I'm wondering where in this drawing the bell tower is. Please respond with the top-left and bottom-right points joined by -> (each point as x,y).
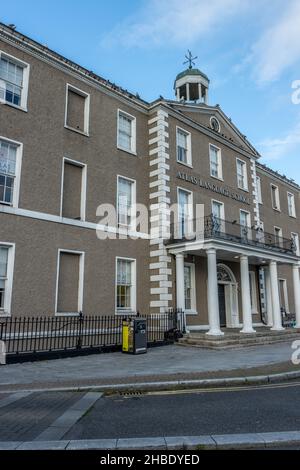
174,50 -> 209,104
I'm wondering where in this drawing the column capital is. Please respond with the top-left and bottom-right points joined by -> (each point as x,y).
175,253 -> 185,260
206,248 -> 217,256
269,260 -> 277,266
239,255 -> 248,261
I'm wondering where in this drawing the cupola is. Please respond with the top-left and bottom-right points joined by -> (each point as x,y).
174,51 -> 209,104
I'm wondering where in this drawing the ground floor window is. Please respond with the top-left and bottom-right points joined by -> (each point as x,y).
0,244 -> 14,315
56,250 -> 84,315
184,263 -> 196,313
278,279 -> 290,314
116,258 -> 136,314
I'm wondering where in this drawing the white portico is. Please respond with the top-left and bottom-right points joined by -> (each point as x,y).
167,233 -> 300,336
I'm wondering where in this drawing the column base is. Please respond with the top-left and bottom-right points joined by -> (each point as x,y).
271,326 -> 285,331
206,329 -> 224,337
240,327 -> 256,334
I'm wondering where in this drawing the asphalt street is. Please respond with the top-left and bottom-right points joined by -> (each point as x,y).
65,381 -> 300,439
1,382 -> 300,442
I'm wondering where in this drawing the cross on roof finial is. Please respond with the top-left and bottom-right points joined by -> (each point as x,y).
184,50 -> 197,69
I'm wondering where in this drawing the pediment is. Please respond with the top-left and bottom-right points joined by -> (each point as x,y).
170,103 -> 259,157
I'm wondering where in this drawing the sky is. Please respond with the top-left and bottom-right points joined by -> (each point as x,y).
1,0 -> 300,183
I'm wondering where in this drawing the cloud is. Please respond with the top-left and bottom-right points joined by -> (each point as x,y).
258,118 -> 300,161
247,0 -> 300,83
100,0 -> 246,48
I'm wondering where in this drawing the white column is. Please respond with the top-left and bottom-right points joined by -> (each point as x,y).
198,83 -> 202,102
204,87 -> 209,105
293,265 -> 300,328
176,253 -> 186,331
186,83 -> 190,102
240,255 -> 256,333
270,261 -> 284,331
206,249 -> 224,336
176,87 -> 180,101
265,267 -> 273,327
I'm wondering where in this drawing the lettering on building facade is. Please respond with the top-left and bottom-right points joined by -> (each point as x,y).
176,171 -> 251,205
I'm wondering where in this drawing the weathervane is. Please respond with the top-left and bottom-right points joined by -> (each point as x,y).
184,50 -> 197,69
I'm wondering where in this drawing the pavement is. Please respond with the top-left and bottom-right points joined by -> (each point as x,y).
0,342 -> 299,393
1,342 -> 300,450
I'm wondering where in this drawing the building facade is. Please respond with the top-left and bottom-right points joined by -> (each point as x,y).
0,23 -> 300,335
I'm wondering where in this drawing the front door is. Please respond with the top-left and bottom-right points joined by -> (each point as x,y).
218,284 -> 226,327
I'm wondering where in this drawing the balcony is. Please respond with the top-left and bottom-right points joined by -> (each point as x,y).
165,215 -> 297,255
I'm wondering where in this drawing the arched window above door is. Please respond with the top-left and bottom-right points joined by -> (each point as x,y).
217,264 -> 236,283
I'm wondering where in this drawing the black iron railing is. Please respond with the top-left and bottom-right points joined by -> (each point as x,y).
0,311 -> 179,363
165,215 -> 296,255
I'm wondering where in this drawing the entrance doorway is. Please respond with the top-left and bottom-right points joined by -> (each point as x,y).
218,284 -> 226,327
217,264 -> 239,328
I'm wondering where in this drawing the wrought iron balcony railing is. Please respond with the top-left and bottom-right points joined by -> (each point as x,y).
165,215 -> 297,255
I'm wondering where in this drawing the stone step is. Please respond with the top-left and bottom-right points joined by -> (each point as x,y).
183,333 -> 300,344
178,330 -> 300,350
186,329 -> 299,341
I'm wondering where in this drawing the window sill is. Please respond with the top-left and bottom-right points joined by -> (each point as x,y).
1,100 -> 28,113
210,174 -> 224,182
272,207 -> 281,212
185,310 -> 198,316
64,125 -> 89,137
117,145 -> 137,157
237,186 -> 249,193
177,160 -> 193,169
115,310 -> 137,316
55,312 -> 80,317
289,215 -> 297,219
0,312 -> 11,318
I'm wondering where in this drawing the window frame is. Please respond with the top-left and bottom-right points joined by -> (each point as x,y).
287,191 -> 296,218
117,175 -> 136,231
236,158 -> 248,191
177,186 -> 194,237
0,136 -> 23,209
274,226 -> 283,247
239,209 -> 252,240
209,144 -> 223,180
60,157 -> 87,222
176,126 -> 192,167
271,183 -> 281,211
64,83 -> 90,136
257,220 -> 265,244
291,232 -> 300,256
0,50 -> 30,111
211,199 -> 225,234
0,242 -> 15,318
55,249 -> 85,317
278,278 -> 290,314
184,262 -> 197,315
117,109 -> 137,155
115,257 -> 136,315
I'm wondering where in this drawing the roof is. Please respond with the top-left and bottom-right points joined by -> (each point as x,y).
0,22 -> 149,108
256,162 -> 300,191
175,67 -> 210,83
